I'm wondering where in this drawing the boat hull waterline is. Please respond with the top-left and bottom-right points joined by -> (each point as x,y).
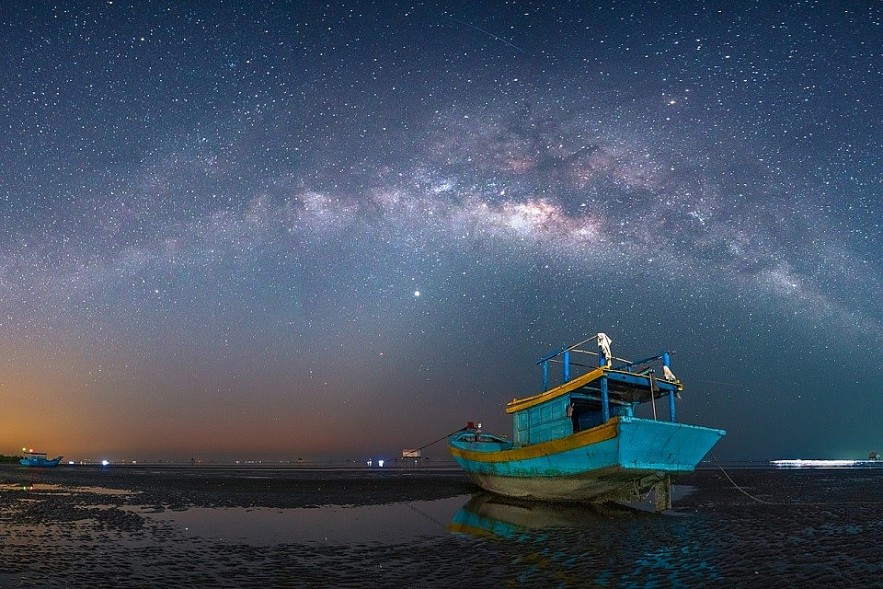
450,416 -> 724,503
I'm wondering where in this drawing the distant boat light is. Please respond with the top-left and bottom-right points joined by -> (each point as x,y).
101,460 -> 110,466
378,459 -> 385,468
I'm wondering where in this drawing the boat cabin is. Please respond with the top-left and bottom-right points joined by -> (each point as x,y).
505,334 -> 683,446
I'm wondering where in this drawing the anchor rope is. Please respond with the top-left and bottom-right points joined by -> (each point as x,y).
710,451 -> 772,504
412,427 -> 468,452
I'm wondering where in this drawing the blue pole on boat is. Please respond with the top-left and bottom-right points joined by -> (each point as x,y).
542,360 -> 549,390
600,376 -> 610,422
662,352 -> 676,422
563,350 -> 570,382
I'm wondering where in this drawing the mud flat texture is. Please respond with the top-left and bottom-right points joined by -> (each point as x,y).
1,465 -> 882,588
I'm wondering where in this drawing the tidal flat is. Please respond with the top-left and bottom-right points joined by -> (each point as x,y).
1,464 -> 882,588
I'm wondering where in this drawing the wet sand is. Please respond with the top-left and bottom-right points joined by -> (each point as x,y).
1,465 -> 882,588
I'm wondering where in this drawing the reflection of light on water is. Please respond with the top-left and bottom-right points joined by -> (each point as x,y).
0,483 -> 137,496
134,495 -> 470,546
770,459 -> 883,468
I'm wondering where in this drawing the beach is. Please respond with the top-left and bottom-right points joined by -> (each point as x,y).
1,464 -> 882,588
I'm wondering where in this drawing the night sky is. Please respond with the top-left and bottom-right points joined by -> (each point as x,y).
1,1 -> 880,463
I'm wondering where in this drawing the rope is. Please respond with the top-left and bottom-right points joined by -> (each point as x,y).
649,373 -> 658,420
710,451 -> 772,504
405,502 -> 449,531
564,334 -> 601,352
708,453 -> 883,507
412,427 -> 467,452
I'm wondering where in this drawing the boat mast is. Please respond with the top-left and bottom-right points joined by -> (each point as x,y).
598,336 -> 610,423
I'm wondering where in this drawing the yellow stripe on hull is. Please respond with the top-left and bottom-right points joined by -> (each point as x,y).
449,417 -> 619,463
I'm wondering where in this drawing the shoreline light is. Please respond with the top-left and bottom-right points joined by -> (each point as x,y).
770,459 -> 878,468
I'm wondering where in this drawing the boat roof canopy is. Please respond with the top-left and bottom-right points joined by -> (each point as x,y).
506,335 -> 683,414
508,367 -> 680,413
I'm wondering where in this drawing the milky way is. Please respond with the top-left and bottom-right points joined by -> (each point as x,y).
1,1 -> 880,461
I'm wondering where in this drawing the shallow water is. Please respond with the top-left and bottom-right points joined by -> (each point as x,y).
1,467 -> 882,588
131,495 -> 469,545
0,482 -> 137,495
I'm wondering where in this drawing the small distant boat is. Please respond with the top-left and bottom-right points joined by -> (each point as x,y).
20,452 -> 63,467
448,332 -> 725,510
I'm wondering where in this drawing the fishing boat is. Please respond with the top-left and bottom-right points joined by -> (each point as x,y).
20,452 -> 63,467
448,333 -> 725,510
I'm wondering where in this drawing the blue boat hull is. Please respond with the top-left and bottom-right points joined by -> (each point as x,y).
449,416 -> 724,503
20,456 -> 63,467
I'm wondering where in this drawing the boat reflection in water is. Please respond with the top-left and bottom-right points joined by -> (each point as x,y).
449,492 -> 649,540
449,491 -> 721,586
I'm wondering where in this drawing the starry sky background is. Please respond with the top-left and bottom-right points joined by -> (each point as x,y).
1,1 -> 880,463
